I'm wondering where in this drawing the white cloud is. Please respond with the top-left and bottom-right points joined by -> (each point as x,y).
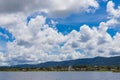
0,52 -> 8,66
0,1 -> 120,66
99,1 -> 120,31
0,0 -> 99,18
0,13 -> 26,26
0,14 -> 17,26
107,1 -> 120,19
0,13 -> 119,66
0,14 -> 84,65
0,0 -> 99,26
45,0 -> 99,17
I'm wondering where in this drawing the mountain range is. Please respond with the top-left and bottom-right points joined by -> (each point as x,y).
10,56 -> 120,68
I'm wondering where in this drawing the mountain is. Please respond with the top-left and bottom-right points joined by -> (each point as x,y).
11,56 -> 120,68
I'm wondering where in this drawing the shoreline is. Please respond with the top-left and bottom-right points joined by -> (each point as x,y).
0,65 -> 120,72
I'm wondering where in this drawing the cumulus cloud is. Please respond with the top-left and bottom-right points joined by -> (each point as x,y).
0,1 -> 120,66
0,14 -> 17,26
106,1 -> 120,26
0,14 -> 84,66
0,0 -> 99,18
0,13 -> 26,26
107,1 -> 120,19
0,13 -> 120,66
97,1 -> 120,31
0,52 -> 7,66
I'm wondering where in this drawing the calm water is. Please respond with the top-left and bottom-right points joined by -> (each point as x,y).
0,71 -> 120,80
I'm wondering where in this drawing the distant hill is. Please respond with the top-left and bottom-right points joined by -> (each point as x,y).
11,56 -> 120,68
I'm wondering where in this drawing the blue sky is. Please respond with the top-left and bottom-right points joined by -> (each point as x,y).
25,0 -> 120,36
0,0 -> 120,66
49,0 -> 120,36
0,0 -> 119,38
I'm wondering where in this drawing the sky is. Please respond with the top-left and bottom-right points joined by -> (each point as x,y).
0,0 -> 120,66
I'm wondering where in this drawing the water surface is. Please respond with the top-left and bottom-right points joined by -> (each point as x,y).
0,71 -> 120,80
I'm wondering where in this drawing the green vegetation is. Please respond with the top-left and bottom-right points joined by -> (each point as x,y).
0,65 -> 120,72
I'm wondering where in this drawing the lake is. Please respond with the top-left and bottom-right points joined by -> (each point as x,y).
0,71 -> 120,80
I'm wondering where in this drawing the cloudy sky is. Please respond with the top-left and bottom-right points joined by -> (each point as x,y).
0,0 -> 120,66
